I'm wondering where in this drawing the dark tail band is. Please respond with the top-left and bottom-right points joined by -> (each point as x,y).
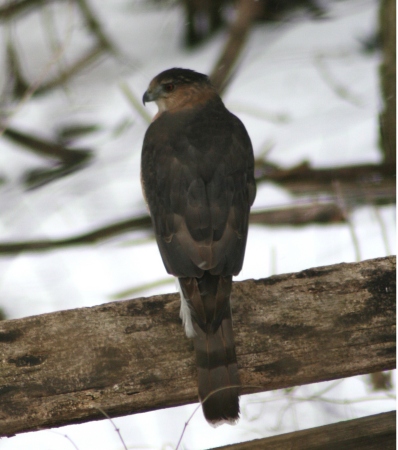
179,273 -> 240,425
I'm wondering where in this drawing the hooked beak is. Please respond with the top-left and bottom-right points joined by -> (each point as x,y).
142,90 -> 155,105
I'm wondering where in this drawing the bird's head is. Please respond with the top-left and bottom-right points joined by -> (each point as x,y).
143,68 -> 217,117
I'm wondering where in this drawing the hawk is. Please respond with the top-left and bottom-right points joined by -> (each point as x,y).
141,68 -> 256,425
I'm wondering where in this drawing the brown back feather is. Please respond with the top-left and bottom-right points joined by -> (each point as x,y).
141,69 -> 256,425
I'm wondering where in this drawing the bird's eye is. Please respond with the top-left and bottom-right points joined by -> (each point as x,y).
164,83 -> 175,92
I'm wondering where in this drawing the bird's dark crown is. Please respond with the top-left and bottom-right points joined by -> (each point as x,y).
154,68 -> 210,86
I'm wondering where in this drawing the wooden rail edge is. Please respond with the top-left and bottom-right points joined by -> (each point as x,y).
0,256 -> 395,436
214,411 -> 396,450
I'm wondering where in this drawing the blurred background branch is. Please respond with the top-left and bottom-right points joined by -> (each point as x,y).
378,0 -> 396,166
0,203 -> 348,254
0,1 -> 395,447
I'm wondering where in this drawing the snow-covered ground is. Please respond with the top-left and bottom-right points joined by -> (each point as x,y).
0,0 -> 395,448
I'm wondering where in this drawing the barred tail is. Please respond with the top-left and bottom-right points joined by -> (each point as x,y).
179,273 -> 240,425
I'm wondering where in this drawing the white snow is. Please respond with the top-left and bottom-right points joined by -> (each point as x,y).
0,0 -> 395,448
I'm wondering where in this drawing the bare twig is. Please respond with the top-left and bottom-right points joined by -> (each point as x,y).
314,54 -> 364,107
36,42 -> 105,94
0,1 -> 75,136
228,102 -> 291,124
1,0 -> 121,102
333,180 -> 361,262
49,431 -> 80,450
372,206 -> 392,256
110,277 -> 174,300
175,403 -> 202,450
96,407 -> 128,450
4,41 -> 30,99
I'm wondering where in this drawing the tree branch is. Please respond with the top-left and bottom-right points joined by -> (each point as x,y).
0,256 -> 395,436
0,203 -> 346,255
0,159 -> 394,254
2,126 -> 93,189
0,0 -> 60,23
379,0 -> 396,165
256,161 -> 396,205
210,0 -> 260,94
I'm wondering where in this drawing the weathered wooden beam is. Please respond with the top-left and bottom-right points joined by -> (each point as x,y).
0,256 -> 395,436
214,411 -> 396,450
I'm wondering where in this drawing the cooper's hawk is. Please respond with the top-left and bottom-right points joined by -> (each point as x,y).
141,68 -> 256,425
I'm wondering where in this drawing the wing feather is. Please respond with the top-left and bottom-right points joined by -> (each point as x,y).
141,99 -> 256,278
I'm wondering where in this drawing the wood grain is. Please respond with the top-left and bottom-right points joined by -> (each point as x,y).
0,256 -> 395,436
